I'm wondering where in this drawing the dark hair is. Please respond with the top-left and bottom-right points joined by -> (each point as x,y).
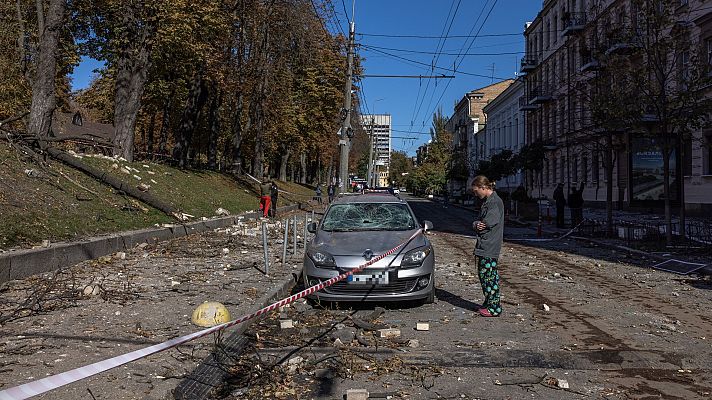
472,175 -> 495,190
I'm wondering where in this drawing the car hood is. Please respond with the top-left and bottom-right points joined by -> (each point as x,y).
312,229 -> 426,256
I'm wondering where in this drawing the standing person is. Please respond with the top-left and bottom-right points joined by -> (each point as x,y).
568,182 -> 585,227
553,183 -> 567,228
315,184 -> 323,204
327,184 -> 335,203
471,175 -> 505,317
269,181 -> 279,217
259,180 -> 272,218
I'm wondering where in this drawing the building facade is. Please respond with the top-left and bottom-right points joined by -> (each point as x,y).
521,0 -> 712,213
445,80 -> 514,199
481,79 -> 526,192
361,114 -> 392,187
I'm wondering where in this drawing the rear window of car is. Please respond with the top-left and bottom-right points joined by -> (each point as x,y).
321,203 -> 416,231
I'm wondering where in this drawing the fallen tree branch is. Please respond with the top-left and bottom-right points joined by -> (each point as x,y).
0,112 -> 29,127
56,169 -> 100,197
45,147 -> 180,218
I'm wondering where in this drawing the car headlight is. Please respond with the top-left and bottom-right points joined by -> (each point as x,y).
307,249 -> 336,268
401,246 -> 431,268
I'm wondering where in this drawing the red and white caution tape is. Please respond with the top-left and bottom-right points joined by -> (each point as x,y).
0,229 -> 423,400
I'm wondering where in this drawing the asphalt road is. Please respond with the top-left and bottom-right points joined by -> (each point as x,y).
232,194 -> 712,399
4,196 -> 710,399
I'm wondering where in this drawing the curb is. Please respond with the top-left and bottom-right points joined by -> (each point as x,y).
173,269 -> 302,399
0,204 -> 301,284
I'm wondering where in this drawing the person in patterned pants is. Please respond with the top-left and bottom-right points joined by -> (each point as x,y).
471,175 -> 504,317
477,257 -> 502,316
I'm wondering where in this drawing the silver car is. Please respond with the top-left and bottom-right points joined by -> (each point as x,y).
303,193 -> 435,303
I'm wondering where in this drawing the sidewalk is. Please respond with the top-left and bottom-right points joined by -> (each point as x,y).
426,196 -> 712,274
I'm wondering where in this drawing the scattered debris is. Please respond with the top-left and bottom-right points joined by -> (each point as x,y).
378,328 -> 401,339
345,389 -> 369,400
543,304 -> 550,312
280,319 -> 294,329
416,322 -> 430,331
215,208 -> 230,216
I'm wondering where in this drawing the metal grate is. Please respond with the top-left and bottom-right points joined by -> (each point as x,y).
325,278 -> 418,295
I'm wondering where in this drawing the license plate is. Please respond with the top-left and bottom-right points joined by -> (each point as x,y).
347,271 -> 388,284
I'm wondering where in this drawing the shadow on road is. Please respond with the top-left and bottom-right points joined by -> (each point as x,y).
435,287 -> 481,312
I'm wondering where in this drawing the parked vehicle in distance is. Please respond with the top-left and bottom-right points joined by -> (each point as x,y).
303,193 -> 435,303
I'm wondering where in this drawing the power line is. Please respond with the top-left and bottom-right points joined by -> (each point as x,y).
408,0 -> 459,130
340,0 -> 350,23
360,48 -> 509,83
417,0 -> 493,128
423,0 -> 501,127
357,32 -> 522,39
360,43 -> 524,56
360,74 -> 455,78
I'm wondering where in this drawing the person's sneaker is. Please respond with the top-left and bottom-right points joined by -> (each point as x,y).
478,308 -> 498,317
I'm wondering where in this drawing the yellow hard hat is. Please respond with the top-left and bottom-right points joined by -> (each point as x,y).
191,301 -> 231,327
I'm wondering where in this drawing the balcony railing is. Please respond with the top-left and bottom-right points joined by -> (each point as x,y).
519,96 -> 538,111
579,50 -> 600,73
520,56 -> 538,73
562,12 -> 586,36
529,85 -> 553,104
604,28 -> 642,55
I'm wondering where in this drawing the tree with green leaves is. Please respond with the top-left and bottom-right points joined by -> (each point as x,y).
587,0 -> 712,243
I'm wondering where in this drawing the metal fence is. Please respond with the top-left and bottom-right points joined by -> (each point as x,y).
575,217 -> 712,253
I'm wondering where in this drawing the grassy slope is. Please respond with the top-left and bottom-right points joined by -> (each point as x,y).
0,142 -> 315,250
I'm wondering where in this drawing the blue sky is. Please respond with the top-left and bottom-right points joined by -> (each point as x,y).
350,0 -> 541,155
70,0 -> 542,156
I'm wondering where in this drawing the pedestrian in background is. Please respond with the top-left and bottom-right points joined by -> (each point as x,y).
259,180 -> 272,218
471,175 -> 504,317
568,182 -> 585,228
327,184 -> 335,203
553,183 -> 566,228
269,181 -> 279,217
315,184 -> 323,204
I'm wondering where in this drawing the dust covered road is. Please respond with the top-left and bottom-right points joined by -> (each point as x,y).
235,195 -> 712,399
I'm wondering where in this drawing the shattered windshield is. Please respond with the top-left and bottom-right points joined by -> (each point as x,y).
321,203 -> 417,231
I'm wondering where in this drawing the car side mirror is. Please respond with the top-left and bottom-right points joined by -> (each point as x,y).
422,220 -> 433,232
307,222 -> 317,233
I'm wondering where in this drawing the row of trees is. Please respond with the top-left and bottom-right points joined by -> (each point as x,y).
2,0 -> 360,184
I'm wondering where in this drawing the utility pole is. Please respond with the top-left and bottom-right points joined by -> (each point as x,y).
338,21 -> 356,193
367,116 -> 375,187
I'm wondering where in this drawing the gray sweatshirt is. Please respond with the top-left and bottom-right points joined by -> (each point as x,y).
474,191 -> 504,259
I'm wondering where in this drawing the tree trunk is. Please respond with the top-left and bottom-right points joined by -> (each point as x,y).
147,112 -> 155,157
677,136 -> 686,242
251,102 -> 264,179
326,163 -> 333,186
605,133 -> 614,236
157,91 -> 174,157
662,144 -> 672,246
299,152 -> 307,184
35,0 -> 44,37
16,0 -> 27,73
279,144 -> 290,181
46,147 -> 178,217
231,92 -> 243,173
207,87 -> 221,170
173,72 -> 208,168
27,0 -> 64,141
112,3 -> 156,162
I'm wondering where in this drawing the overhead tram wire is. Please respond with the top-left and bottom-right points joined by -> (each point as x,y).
411,0 -> 462,130
358,44 -> 524,56
417,0 -> 491,127
360,47 -> 509,82
422,0 -> 500,128
357,32 -> 521,39
408,0 -> 459,130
